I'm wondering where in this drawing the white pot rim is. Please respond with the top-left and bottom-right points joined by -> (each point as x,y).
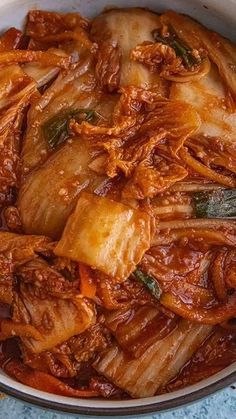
0,362 -> 235,415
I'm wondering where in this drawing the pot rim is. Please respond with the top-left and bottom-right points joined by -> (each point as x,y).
0,369 -> 236,415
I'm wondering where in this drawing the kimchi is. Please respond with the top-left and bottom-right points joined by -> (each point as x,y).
0,7 -> 235,400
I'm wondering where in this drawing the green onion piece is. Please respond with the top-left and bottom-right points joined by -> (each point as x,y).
152,26 -> 201,68
134,269 -> 162,300
194,189 -> 236,218
42,108 -> 96,149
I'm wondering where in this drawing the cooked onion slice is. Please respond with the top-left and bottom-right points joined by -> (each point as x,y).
179,147 -> 236,188
161,292 -> 236,324
0,50 -> 71,68
157,219 -> 236,230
